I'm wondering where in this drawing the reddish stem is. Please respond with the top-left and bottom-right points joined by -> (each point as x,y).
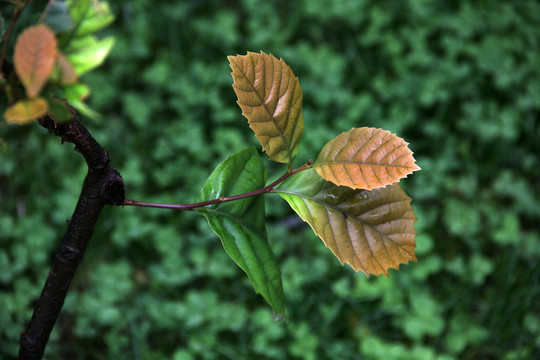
123,161 -> 312,211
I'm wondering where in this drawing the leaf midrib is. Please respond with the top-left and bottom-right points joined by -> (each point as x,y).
314,161 -> 415,168
198,207 -> 265,240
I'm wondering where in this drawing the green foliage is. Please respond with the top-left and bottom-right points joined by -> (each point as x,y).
2,0 -> 114,123
1,0 -> 540,359
197,146 -> 284,317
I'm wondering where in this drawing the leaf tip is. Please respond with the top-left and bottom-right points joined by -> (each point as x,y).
272,312 -> 288,322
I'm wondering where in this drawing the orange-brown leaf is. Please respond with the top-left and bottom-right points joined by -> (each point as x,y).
14,24 -> 58,98
4,98 -> 49,125
228,52 -> 304,164
314,127 -> 420,190
56,53 -> 78,85
277,170 -> 417,276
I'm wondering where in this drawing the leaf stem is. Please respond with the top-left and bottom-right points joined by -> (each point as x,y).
123,161 -> 313,211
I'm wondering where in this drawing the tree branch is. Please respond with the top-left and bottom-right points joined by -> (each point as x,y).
18,114 -> 125,360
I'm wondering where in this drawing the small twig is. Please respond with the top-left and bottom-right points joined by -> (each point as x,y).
123,161 -> 312,211
37,0 -> 55,23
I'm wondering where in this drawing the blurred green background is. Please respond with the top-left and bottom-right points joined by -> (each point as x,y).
1,0 -> 540,359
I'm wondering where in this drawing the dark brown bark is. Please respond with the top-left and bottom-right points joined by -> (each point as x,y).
18,114 -> 124,359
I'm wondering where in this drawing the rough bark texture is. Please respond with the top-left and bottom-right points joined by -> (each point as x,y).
18,114 -> 124,360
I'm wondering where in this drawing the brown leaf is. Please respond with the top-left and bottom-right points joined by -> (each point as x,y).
314,127 -> 420,190
228,52 -> 304,164
14,24 -> 58,98
277,169 -> 418,276
4,98 -> 49,125
56,53 -> 78,85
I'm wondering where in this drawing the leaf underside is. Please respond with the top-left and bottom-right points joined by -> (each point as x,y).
277,169 -> 417,276
315,127 -> 420,190
229,51 -> 304,164
197,147 -> 285,317
14,25 -> 57,98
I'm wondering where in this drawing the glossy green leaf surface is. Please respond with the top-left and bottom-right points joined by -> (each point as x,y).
65,36 -> 115,76
66,0 -> 114,39
277,169 -> 417,276
63,83 -> 100,119
197,147 -> 284,317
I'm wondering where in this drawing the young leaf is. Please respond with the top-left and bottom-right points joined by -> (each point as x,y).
56,53 -> 78,85
276,169 -> 417,276
314,127 -> 420,190
66,0 -> 114,39
4,98 -> 49,124
228,52 -> 304,164
43,1 -> 74,33
47,98 -> 72,123
14,24 -> 58,98
63,83 -> 100,119
65,36 -> 115,76
197,147 -> 285,317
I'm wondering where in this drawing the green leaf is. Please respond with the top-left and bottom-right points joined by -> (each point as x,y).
65,35 -> 115,76
0,137 -> 7,154
276,169 -> 417,276
66,0 -> 114,39
63,82 -> 90,101
197,147 -> 285,317
63,83 -> 100,119
46,98 -> 72,123
43,2 -> 74,33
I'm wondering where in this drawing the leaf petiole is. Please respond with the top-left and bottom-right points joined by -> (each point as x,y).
123,161 -> 313,211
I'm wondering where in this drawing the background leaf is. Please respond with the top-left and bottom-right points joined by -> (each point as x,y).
43,1 -> 74,33
277,169 -> 417,276
46,97 -> 72,123
229,52 -> 304,164
314,127 -> 420,190
65,36 -> 115,76
197,147 -> 285,317
4,97 -> 48,124
66,0 -> 114,38
14,24 -> 57,98
60,83 -> 99,118
56,53 -> 78,85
